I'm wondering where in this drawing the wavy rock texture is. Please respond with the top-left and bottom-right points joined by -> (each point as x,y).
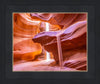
13,13 -> 87,71
32,13 -> 87,70
13,13 -> 42,61
13,13 -> 61,61
13,13 -> 40,38
30,13 -> 87,28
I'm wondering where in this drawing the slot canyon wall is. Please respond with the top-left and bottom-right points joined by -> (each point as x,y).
13,13 -> 87,71
13,13 -> 61,61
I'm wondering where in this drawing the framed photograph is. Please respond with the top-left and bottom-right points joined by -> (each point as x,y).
1,0 -> 99,84
13,12 -> 88,72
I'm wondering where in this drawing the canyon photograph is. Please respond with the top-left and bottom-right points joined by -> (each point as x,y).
13,13 -> 87,71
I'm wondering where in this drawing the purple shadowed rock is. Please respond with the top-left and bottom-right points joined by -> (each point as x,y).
32,21 -> 87,70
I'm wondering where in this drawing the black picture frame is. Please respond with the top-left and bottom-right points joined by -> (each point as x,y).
0,0 -> 100,84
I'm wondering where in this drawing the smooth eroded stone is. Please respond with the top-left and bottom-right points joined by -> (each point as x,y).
13,13 -> 42,62
33,21 -> 87,50
13,13 -> 40,38
32,21 -> 87,70
30,13 -> 87,28
13,39 -> 42,61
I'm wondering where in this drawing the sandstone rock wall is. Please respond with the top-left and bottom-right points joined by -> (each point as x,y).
32,13 -> 87,70
13,13 -> 87,71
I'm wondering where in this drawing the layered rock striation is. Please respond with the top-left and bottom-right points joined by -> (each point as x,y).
32,13 -> 87,70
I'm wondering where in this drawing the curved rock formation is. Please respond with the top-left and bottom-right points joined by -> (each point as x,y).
32,13 -> 87,70
30,13 -> 87,28
13,13 -> 87,71
13,13 -> 61,61
13,13 -> 42,61
13,13 -> 40,38
14,39 -> 42,61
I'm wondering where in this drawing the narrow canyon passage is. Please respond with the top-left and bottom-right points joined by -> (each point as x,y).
13,13 -> 87,71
